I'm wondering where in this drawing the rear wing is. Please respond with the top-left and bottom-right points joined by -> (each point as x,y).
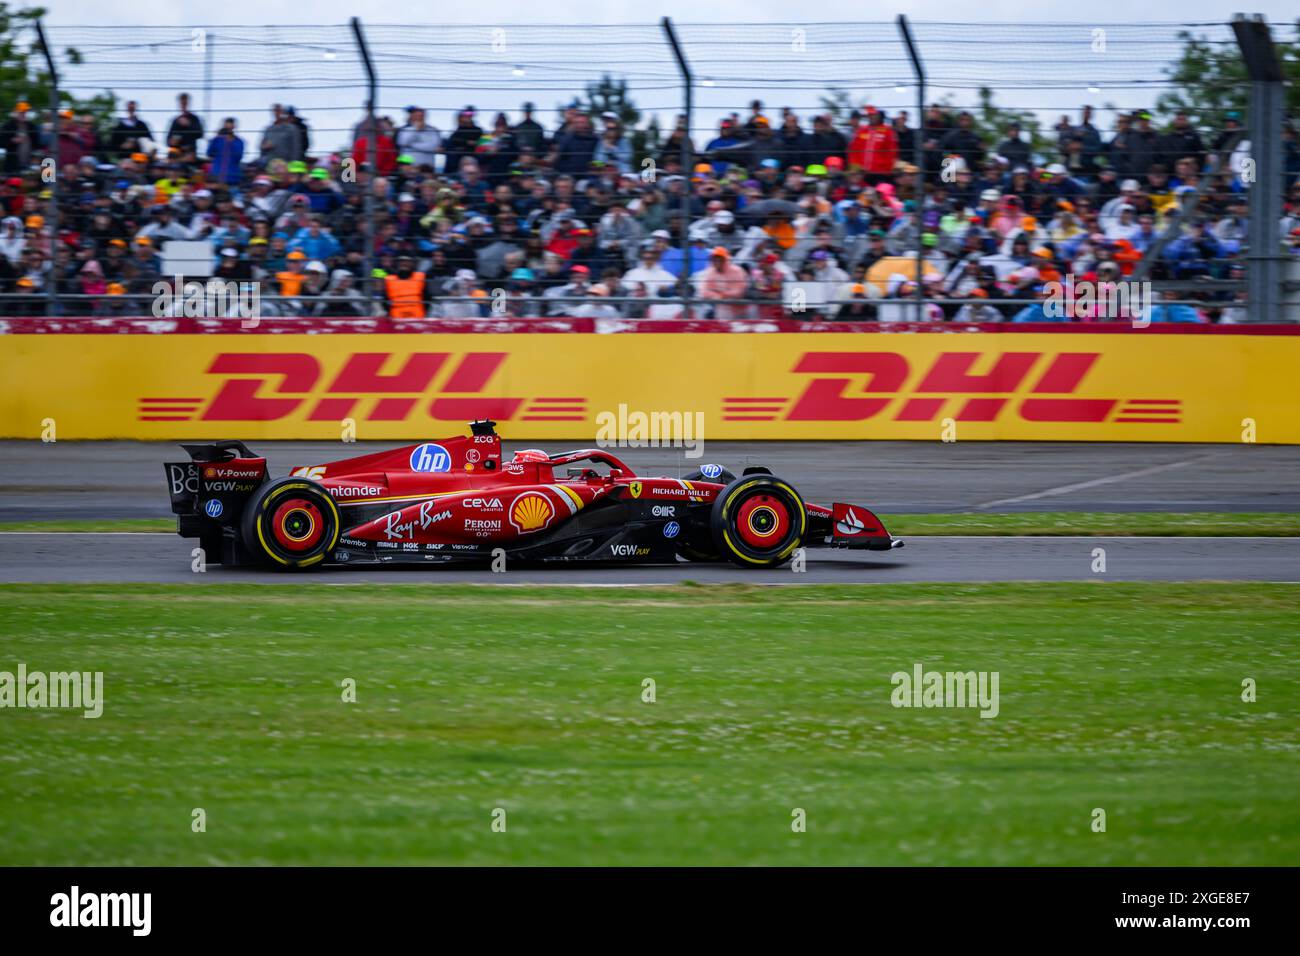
164,441 -> 267,522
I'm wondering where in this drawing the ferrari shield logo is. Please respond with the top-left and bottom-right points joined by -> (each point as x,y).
629,481 -> 642,498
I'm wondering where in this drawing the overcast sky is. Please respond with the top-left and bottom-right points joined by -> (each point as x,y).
39,2 -> 1296,159
43,1 -> 1300,27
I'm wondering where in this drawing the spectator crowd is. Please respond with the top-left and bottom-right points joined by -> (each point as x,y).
2,92 -> 1298,322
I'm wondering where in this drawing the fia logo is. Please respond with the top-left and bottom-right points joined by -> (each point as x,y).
409,443 -> 451,473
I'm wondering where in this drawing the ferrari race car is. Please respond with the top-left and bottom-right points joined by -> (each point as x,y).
164,421 -> 902,570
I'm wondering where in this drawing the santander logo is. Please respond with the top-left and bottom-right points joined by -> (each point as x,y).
836,508 -> 866,536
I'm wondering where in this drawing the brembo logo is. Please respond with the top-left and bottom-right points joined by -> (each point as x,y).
151,352 -> 583,423
723,352 -> 1180,425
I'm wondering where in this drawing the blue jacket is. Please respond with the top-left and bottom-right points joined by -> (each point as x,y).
287,229 -> 342,261
1012,302 -> 1067,323
206,134 -> 245,186
1149,303 -> 1204,323
1164,232 -> 1225,277
659,245 -> 712,278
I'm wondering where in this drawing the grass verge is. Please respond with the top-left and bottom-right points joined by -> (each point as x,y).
1,581 -> 1296,865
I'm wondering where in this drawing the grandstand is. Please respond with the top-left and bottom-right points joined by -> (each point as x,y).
3,18 -> 1296,322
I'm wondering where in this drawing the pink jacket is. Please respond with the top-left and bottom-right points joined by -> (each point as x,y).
697,262 -> 750,319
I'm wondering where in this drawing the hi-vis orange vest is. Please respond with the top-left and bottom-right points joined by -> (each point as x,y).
385,272 -> 427,318
276,271 -> 305,297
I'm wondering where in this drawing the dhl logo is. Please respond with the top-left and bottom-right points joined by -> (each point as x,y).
139,349 -> 1178,426
724,352 -> 1180,424
139,352 -> 587,423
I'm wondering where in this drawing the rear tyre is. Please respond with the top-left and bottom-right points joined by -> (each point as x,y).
240,477 -> 340,570
710,474 -> 807,569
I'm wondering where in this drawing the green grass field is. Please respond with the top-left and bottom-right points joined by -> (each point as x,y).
1,582 -> 1296,866
3,511 -> 1298,536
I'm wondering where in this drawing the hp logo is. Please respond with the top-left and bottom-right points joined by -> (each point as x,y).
409,443 -> 452,473
204,499 -> 224,518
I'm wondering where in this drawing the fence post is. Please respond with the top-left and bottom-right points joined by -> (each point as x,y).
203,30 -> 214,134
351,16 -> 379,314
34,20 -> 59,317
897,15 -> 926,323
661,17 -> 693,317
1231,15 -> 1285,324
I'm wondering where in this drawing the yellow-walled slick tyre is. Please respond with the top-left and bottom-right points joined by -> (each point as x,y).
710,474 -> 807,569
240,477 -> 340,570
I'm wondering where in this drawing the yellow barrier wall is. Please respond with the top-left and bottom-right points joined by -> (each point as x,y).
2,333 -> 1296,442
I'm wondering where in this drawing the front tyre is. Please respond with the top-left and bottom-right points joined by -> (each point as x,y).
240,477 -> 340,570
710,474 -> 806,568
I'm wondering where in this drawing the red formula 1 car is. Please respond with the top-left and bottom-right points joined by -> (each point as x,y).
164,420 -> 902,570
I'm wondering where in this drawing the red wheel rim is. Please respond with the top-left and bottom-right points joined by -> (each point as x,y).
271,499 -> 324,550
735,494 -> 790,549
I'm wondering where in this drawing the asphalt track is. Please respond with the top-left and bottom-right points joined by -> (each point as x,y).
2,440 -> 1296,584
0,532 -> 1295,585
2,439 -> 1299,521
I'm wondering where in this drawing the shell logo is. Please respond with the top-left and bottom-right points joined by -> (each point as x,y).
510,492 -> 554,534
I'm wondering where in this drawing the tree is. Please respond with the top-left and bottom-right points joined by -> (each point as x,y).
818,87 -> 855,128
1156,22 -> 1300,123
0,4 -> 115,128
972,86 -> 1048,161
580,74 -> 641,129
631,114 -> 660,169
